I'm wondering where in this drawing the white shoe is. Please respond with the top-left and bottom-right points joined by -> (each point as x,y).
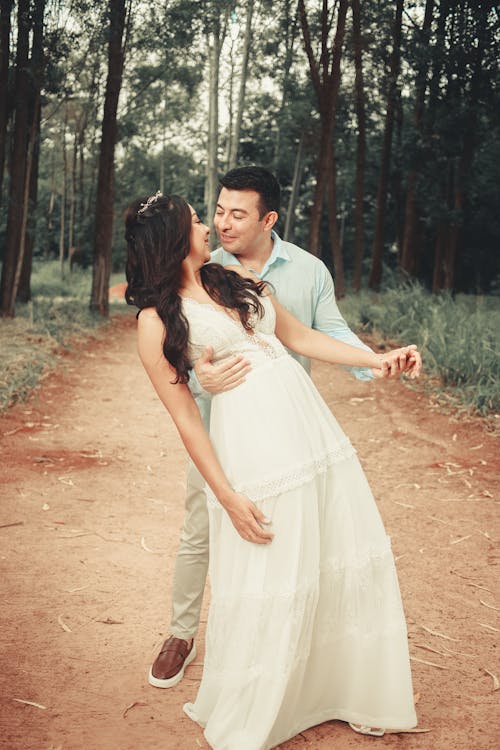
349,722 -> 385,737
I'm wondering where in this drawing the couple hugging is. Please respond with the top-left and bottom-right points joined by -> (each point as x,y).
125,166 -> 421,749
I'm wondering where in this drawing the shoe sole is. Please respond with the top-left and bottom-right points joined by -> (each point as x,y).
148,643 -> 197,689
349,723 -> 385,737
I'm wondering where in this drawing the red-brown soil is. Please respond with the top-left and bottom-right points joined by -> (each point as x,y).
0,313 -> 498,750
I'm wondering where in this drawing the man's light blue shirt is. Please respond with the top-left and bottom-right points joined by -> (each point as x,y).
210,231 -> 373,380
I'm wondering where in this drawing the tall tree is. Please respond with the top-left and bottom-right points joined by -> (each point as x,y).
0,0 -> 13,206
284,131 -> 306,241
0,0 -> 31,317
228,0 -> 254,170
90,0 -> 127,316
272,0 -> 299,172
400,0 -> 435,278
17,0 -> 46,303
205,2 -> 230,245
298,0 -> 348,296
368,0 -> 403,289
59,110 -> 67,278
350,0 -> 366,291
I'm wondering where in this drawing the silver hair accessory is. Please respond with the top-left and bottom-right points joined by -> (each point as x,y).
138,190 -> 163,215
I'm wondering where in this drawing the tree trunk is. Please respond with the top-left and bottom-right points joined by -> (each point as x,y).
308,116 -> 332,257
284,131 -> 305,241
368,0 -> 404,290
299,0 -> 348,258
90,0 -> 127,316
78,119 -> 86,248
68,126 -> 77,265
0,0 -> 30,317
12,111 -> 37,307
0,0 -> 13,206
205,5 -> 230,246
228,0 -> 254,170
223,34 -> 235,169
273,0 -> 298,171
432,219 -> 447,292
326,146 -> 345,297
351,0 -> 366,291
205,21 -> 222,247
59,112 -> 67,279
17,0 -> 46,303
400,0 -> 435,276
17,105 -> 41,302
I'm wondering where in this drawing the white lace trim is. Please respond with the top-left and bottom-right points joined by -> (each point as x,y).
207,437 -> 356,505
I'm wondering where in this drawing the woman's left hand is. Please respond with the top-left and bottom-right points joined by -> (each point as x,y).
372,345 -> 422,380
221,491 -> 274,544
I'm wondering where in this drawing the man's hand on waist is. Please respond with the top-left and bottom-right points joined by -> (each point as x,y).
194,346 -> 252,394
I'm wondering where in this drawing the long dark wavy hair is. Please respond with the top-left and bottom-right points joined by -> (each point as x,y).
125,193 -> 268,383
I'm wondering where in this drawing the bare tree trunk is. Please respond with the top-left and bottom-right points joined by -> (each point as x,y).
90,0 -> 127,316
400,0 -> 435,276
0,0 -> 30,317
59,112 -> 67,279
86,58 -> 103,222
368,0 -> 404,290
308,118 -> 331,257
46,145 -> 57,259
284,131 -> 305,241
299,0 -> 348,259
273,0 -> 298,171
224,35 -> 236,169
78,121 -> 85,247
17,105 -> 41,302
17,0 -> 46,303
228,0 -> 254,169
351,0 -> 366,291
0,0 -> 13,206
432,219 -> 447,292
12,112 -> 37,306
205,7 -> 229,247
68,126 -> 77,266
326,146 -> 345,297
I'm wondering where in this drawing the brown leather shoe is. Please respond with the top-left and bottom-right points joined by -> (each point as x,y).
148,636 -> 197,688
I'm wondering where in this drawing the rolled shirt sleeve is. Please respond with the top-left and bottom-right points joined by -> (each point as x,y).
313,262 -> 374,381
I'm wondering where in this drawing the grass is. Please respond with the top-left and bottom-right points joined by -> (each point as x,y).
339,278 -> 500,418
0,261 -> 131,411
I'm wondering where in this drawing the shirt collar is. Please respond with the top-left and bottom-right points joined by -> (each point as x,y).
216,231 -> 290,278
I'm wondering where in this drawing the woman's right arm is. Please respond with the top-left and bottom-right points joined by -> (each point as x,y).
137,309 -> 273,544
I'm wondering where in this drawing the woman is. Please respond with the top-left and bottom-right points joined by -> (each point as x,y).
125,192 -> 418,749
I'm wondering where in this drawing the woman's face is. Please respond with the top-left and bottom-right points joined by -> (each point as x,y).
188,206 -> 210,266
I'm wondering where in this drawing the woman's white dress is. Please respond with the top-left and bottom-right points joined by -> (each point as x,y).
181,295 -> 417,750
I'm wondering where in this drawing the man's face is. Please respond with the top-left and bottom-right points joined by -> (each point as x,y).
214,188 -> 270,257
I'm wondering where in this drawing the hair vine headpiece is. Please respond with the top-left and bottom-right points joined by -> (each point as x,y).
138,190 -> 163,215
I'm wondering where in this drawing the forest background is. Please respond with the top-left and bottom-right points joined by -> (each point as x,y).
0,0 -> 498,418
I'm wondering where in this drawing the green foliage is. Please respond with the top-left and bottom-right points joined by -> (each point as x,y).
339,278 -> 500,415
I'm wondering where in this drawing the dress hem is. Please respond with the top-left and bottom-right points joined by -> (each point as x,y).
183,702 -> 418,750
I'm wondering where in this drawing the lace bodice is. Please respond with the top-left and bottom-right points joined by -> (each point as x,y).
182,294 -> 287,368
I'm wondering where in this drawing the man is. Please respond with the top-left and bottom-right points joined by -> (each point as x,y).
148,167 -> 421,688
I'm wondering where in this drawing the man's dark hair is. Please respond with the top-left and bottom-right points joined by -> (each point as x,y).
220,166 -> 280,218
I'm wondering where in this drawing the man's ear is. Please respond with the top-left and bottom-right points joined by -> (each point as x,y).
263,210 -> 278,232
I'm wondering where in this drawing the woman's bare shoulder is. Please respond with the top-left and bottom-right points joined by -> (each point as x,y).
137,307 -> 164,337
137,306 -> 161,322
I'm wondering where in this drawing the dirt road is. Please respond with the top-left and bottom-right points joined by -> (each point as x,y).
0,313 -> 498,750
